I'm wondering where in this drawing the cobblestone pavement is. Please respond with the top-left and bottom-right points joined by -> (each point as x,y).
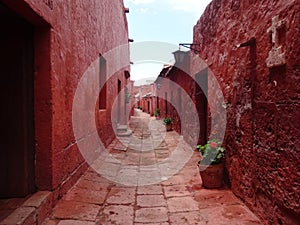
43,110 -> 262,225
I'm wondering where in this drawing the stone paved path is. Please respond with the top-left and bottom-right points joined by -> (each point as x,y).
43,110 -> 262,225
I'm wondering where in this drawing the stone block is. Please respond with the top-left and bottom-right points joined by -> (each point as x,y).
52,200 -> 100,221
137,195 -> 166,207
167,196 -> 199,213
135,207 -> 168,223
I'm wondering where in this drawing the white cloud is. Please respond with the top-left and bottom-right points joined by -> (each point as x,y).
165,0 -> 212,13
126,0 -> 156,5
136,8 -> 149,13
125,0 -> 211,14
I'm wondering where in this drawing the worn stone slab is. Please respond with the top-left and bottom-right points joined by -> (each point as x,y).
0,207 -> 35,225
163,185 -> 190,198
110,152 -> 126,161
137,195 -> 166,207
106,187 -> 136,205
104,155 -> 123,163
164,139 -> 177,147
42,218 -> 57,225
128,141 -> 142,146
140,157 -> 157,165
0,192 -> 52,224
118,167 -> 138,177
141,146 -> 155,152
135,223 -> 169,225
135,207 -> 168,223
154,149 -> 169,154
142,140 -> 154,145
155,152 -> 170,159
64,187 -> 107,205
23,191 -> 52,224
185,154 -> 201,167
140,152 -> 156,159
157,143 -> 168,148
178,169 -> 201,186
161,175 -> 186,186
58,220 -> 95,225
23,191 -> 51,208
169,211 -> 206,225
114,173 -> 138,186
137,185 -> 163,195
200,204 -> 262,224
53,200 -> 100,221
194,189 -> 241,208
113,142 -> 127,151
179,166 -> 199,176
137,172 -> 162,186
95,162 -> 120,177
138,168 -> 161,186
82,171 -> 113,184
75,178 -> 111,191
123,153 -> 140,165
97,205 -> 134,225
167,196 -> 199,213
117,137 -> 131,145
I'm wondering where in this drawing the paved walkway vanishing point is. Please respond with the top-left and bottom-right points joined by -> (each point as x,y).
43,110 -> 262,225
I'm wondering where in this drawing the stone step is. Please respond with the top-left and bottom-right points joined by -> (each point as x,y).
117,130 -> 132,137
117,125 -> 129,133
0,191 -> 52,225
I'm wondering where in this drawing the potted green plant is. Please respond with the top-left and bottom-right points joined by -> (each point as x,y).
163,116 -> 172,131
154,108 -> 160,119
125,93 -> 131,104
197,140 -> 225,188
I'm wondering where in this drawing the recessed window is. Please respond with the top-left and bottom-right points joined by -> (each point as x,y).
178,88 -> 182,113
99,55 -> 107,110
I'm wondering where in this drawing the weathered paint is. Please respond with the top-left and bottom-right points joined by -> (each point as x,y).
193,0 -> 300,224
1,0 -> 130,203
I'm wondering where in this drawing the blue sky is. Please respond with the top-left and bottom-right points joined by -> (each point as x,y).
124,0 -> 212,82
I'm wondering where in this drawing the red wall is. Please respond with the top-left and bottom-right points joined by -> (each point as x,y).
2,0 -> 130,202
193,0 -> 300,224
155,61 -> 205,147
156,67 -> 190,133
137,84 -> 155,114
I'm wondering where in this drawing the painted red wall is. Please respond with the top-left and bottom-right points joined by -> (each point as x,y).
155,60 -> 204,146
193,0 -> 300,224
137,84 -> 155,114
2,0 -> 130,202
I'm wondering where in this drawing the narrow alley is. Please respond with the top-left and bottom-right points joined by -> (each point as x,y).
0,1 -> 299,224
41,110 -> 262,225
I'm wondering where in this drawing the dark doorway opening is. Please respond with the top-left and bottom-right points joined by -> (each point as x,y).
165,92 -> 168,115
99,55 -> 107,110
117,79 -> 121,123
0,4 -> 35,198
148,101 -> 150,114
195,68 -> 208,145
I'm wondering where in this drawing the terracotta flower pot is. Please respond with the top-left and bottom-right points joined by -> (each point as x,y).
198,162 -> 224,188
165,124 -> 172,131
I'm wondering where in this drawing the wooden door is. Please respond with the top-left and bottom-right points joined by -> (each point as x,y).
0,4 -> 35,197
